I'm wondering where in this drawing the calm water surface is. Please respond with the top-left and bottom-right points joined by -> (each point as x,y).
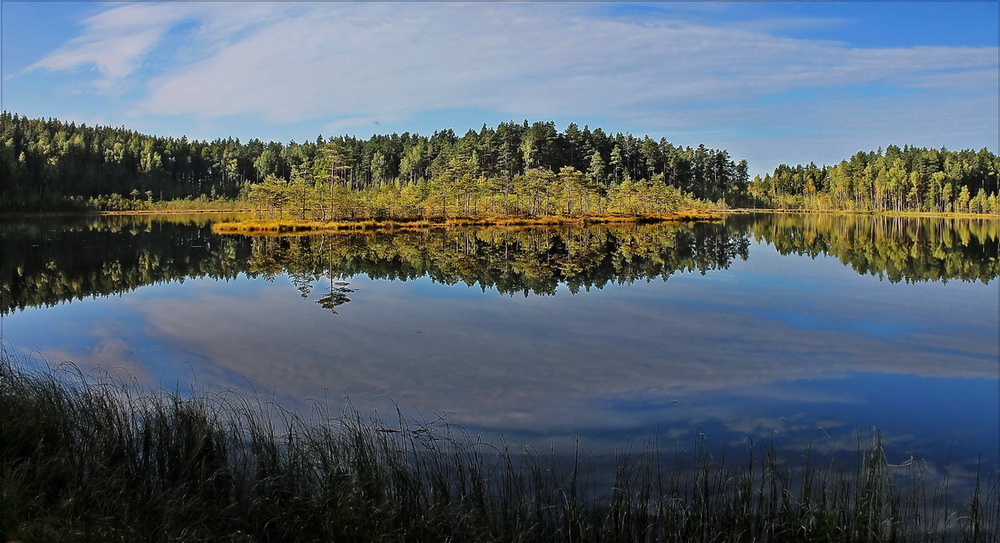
2,213 -> 997,474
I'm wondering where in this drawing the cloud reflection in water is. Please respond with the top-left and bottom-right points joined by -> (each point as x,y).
2,215 -> 996,468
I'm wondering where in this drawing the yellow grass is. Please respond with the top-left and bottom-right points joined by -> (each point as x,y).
211,211 -> 721,235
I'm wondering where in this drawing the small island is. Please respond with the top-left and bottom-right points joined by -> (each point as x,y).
211,211 -> 720,234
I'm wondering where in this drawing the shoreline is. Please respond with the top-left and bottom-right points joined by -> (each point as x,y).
1,208 -> 253,218
210,210 -> 722,234
724,208 -> 998,219
4,207 -> 995,222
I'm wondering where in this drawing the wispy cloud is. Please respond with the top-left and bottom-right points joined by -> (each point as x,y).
28,4 -> 186,79
20,2 -> 999,169
125,272 -> 997,437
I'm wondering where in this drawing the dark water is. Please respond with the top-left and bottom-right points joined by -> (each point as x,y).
2,213 -> 997,476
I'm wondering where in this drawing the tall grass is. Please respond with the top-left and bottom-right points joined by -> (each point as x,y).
2,351 -> 997,542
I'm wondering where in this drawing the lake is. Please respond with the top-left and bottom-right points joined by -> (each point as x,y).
2,212 -> 997,479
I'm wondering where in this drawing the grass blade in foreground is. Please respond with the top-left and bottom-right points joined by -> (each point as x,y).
2,351 -> 997,542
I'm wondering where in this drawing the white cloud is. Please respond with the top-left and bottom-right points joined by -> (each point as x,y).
23,2 -> 1000,166
125,269 -> 997,439
26,3 -> 289,91
28,3 -> 187,78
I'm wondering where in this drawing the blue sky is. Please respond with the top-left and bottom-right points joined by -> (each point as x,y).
2,2 -> 997,175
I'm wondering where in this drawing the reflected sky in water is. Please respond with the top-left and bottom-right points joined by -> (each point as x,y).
1,215 -> 997,473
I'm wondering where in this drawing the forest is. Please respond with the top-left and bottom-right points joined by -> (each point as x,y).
1,112 -> 745,216
748,146 -> 999,213
1,111 -> 997,215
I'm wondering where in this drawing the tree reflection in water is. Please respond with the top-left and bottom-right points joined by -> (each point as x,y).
1,214 -> 996,314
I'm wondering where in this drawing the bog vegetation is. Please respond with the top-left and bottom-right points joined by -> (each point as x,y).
2,351 -> 997,542
3,112 -> 997,216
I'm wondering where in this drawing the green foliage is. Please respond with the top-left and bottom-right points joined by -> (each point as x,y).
5,111 -> 994,216
748,146 -> 999,214
241,165 -> 698,221
0,112 -> 266,212
2,112 -> 742,214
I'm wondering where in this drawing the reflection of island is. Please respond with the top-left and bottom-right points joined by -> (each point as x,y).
244,223 -> 751,301
2,214 -> 997,314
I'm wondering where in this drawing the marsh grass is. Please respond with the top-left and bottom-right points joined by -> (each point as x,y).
210,211 -> 719,235
2,352 -> 997,542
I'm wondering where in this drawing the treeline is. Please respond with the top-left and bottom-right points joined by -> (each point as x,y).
1,112 -> 748,214
1,113 -> 256,211
5,112 -> 997,215
748,145 -> 999,213
244,164 -> 699,222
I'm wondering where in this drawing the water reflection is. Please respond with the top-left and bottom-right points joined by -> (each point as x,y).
1,214 -> 251,315
4,214 -> 995,316
737,213 -> 998,284
316,281 -> 355,314
243,223 -> 750,303
1,213 -> 996,476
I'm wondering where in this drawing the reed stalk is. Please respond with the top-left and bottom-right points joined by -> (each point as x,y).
2,351 -> 996,542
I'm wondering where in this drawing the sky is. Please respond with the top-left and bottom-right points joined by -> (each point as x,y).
2,1 -> 997,175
